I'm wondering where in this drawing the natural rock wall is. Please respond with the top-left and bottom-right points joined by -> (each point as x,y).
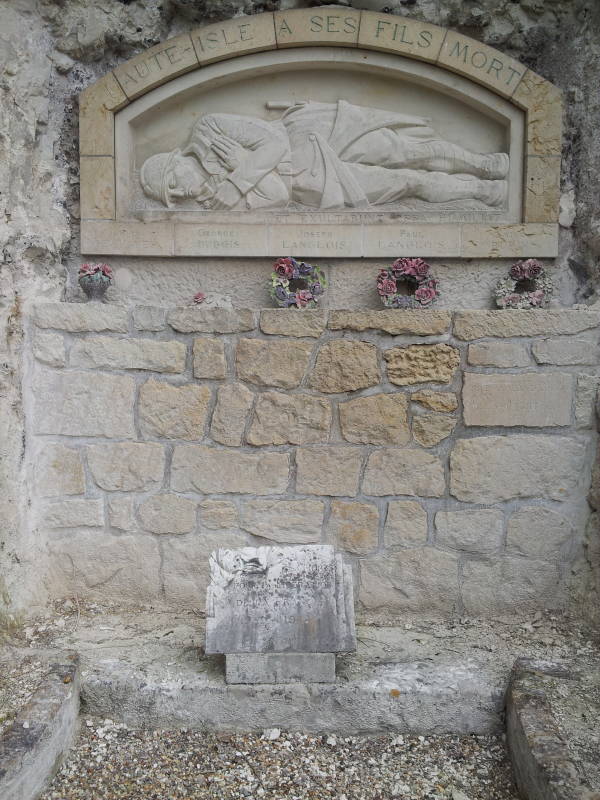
28,304 -> 597,619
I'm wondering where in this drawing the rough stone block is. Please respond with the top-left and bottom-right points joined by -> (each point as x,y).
193,337 -> 227,379
34,303 -> 128,333
138,494 -> 197,534
506,507 -> 572,559
260,310 -> 327,338
435,510 -> 504,553
210,383 -> 254,446
532,336 -> 600,366
43,499 -> 103,528
410,390 -> 458,412
108,496 -> 136,532
247,391 -> 331,446
132,305 -> 166,331
328,310 -> 450,336
384,501 -> 428,547
87,442 -> 165,491
453,310 -> 600,340
463,372 -> 572,427
384,343 -> 460,386
240,499 -> 324,544
360,548 -> 459,615
450,435 -> 585,503
35,371 -> 135,438
461,557 -> 562,615
296,446 -> 362,496
48,531 -> 160,604
575,374 -> 599,429
205,545 -> 355,653
412,412 -> 457,447
33,331 -> 66,367
309,339 -> 379,393
327,500 -> 379,555
468,341 -> 531,368
139,379 -> 211,440
35,444 -> 85,497
171,446 -> 289,494
362,449 -> 445,497
200,500 -> 238,530
70,336 -> 186,373
339,392 -> 409,445
226,653 -> 335,685
512,69 -> 562,156
169,307 -> 255,334
236,338 -> 312,389
162,532 -> 247,606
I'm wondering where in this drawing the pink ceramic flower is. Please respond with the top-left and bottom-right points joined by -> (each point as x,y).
274,257 -> 295,280
509,263 -> 526,280
379,278 -> 397,296
193,292 -> 206,304
529,289 -> 545,306
79,262 -> 112,278
414,285 -> 437,304
295,289 -> 313,308
522,259 -> 543,278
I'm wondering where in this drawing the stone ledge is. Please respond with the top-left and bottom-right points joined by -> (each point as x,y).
454,310 -> 600,340
329,310 -> 451,336
506,658 -> 599,800
34,303 -> 128,333
0,653 -> 80,800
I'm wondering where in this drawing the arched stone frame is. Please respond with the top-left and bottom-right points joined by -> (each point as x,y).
79,8 -> 562,257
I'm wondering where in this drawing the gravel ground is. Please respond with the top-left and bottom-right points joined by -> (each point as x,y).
0,652 -> 48,735
41,722 -> 518,800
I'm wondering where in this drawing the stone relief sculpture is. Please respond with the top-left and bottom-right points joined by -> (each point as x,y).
140,100 -> 509,212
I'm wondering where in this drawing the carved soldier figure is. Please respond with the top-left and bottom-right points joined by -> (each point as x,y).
140,99 -> 509,211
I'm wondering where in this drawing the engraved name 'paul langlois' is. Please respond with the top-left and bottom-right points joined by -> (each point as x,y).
140,100 -> 509,212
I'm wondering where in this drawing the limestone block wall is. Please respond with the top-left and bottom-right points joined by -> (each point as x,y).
27,303 -> 599,618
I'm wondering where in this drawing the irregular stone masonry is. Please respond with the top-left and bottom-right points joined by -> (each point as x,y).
30,304 -> 599,618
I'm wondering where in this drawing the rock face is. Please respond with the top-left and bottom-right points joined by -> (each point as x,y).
384,344 -> 460,386
193,337 -> 227,379
339,393 -> 409,445
310,340 -> 380,393
171,446 -> 289,494
236,338 -> 312,388
412,413 -> 457,447
328,310 -> 451,336
435,509 -> 504,553
239,499 -> 324,544
296,446 -> 363,496
327,500 -> 379,555
70,336 -> 186,372
260,310 -> 326,338
247,391 -> 332,445
139,380 -> 211,440
138,494 -> 197,534
210,383 -> 254,446
87,443 -> 165,491
384,501 -> 428,547
363,449 -> 445,497
35,445 -> 85,497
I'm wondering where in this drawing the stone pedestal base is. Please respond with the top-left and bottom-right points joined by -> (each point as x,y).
225,653 -> 336,685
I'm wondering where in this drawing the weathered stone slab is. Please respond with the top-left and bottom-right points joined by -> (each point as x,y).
360,548 -> 459,615
327,500 -> 379,556
210,383 -> 254,446
200,500 -> 238,530
138,494 -> 197,534
70,336 -> 186,373
35,370 -> 135,438
33,331 -> 66,367
384,501 -> 428,547
169,307 -> 255,334
339,393 -> 409,445
193,337 -> 227,379
412,413 -> 456,447
328,310 -> 450,336
453,310 -> 600,340
87,442 -> 165,491
171,446 -> 289,494
35,444 -> 85,497
108,496 -> 136,532
239,499 -> 324,544
132,305 -> 167,331
247,391 -> 331,446
462,372 -> 572,427
384,344 -> 460,386
450,435 -> 585,503
461,557 -> 562,615
225,652 -> 335,685
260,310 -> 327,338
532,336 -> 600,365
236,338 -> 312,389
506,507 -> 572,559
34,303 -> 128,332
435,510 -> 504,553
362,449 -> 445,497
468,341 -> 531,368
410,390 -> 458,412
139,379 -> 211,440
43,499 -> 103,528
296,446 -> 362,496
575,374 -> 599,428
205,544 -> 355,654
309,340 -> 379,393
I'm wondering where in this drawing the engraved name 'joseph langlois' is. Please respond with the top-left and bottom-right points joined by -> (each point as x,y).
140,99 -> 509,212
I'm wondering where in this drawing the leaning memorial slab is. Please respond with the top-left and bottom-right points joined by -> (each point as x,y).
205,544 -> 356,683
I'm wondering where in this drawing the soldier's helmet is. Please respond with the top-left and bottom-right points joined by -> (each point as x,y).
140,149 -> 180,207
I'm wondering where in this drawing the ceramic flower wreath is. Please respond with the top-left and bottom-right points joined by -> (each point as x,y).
269,257 -> 327,309
495,258 -> 553,309
377,258 -> 440,309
